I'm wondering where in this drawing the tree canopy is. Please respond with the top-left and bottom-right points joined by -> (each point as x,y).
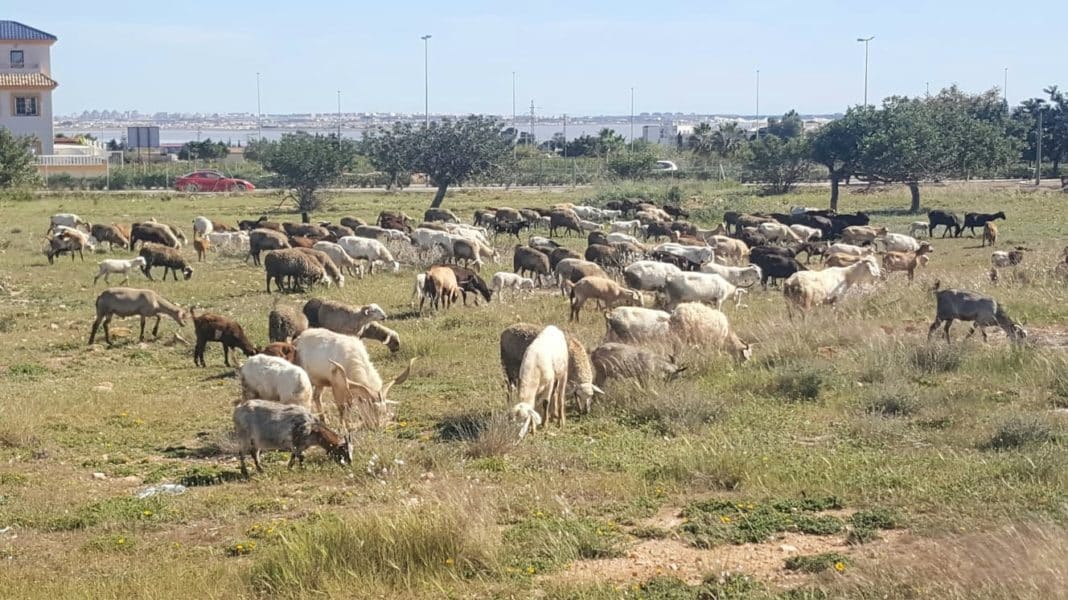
362,122 -> 414,190
178,138 -> 229,161
250,132 -> 359,220
0,128 -> 38,188
809,107 -> 875,210
742,134 -> 811,194
410,115 -> 512,207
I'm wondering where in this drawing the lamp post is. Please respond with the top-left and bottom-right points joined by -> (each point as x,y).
629,87 -> 635,148
256,72 -> 262,140
336,90 -> 342,141
755,69 -> 760,139
421,34 -> 432,127
857,36 -> 874,105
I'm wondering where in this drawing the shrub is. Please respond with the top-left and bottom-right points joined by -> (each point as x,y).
846,527 -> 880,545
981,416 -> 1057,451
768,368 -> 827,402
864,386 -> 919,417
784,552 -> 849,573
909,344 -> 963,374
850,508 -> 904,530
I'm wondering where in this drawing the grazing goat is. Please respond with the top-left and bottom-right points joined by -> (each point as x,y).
94,257 -> 146,285
783,255 -> 881,316
982,222 -> 998,247
360,322 -> 401,353
233,400 -> 352,477
190,308 -> 257,367
90,223 -> 129,250
139,243 -> 194,281
338,236 -> 400,274
567,276 -> 644,322
603,307 -> 671,344
88,287 -> 187,345
511,325 -> 569,438
302,299 -> 386,336
260,342 -> 298,362
909,221 -> 929,237
590,343 -> 684,391
194,237 -> 210,262
882,242 -> 934,282
264,249 -> 326,293
927,210 -> 963,238
841,226 -> 888,246
490,272 -> 535,301
964,211 -> 1006,237
513,245 -> 551,285
879,233 -> 921,253
663,272 -> 748,310
668,302 -> 751,361
928,283 -> 1026,343
422,265 -> 461,310
248,229 -> 291,265
991,247 -> 1026,268
237,355 -> 313,407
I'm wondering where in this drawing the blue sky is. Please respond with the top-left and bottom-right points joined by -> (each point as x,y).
11,0 -> 1063,117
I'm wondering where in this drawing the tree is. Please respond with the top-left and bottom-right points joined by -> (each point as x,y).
688,122 -> 715,158
710,122 -> 747,158
178,138 -> 229,160
857,95 -> 1015,212
363,122 -> 414,190
741,135 -> 811,194
565,134 -> 599,157
809,107 -> 874,210
0,128 -> 37,188
765,110 -> 804,139
251,132 -> 359,221
607,146 -> 657,179
594,128 -> 625,159
410,115 -> 512,208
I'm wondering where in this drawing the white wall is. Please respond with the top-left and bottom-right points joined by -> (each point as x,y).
0,42 -> 51,75
0,89 -> 53,154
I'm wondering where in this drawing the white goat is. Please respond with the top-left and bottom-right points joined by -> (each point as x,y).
511,325 -> 569,439
663,272 -> 747,310
699,262 -> 762,287
338,236 -> 400,273
783,255 -> 881,315
237,354 -> 314,410
490,271 -> 535,301
94,256 -> 147,285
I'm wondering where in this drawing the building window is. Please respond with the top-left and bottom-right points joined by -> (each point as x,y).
15,96 -> 39,117
10,50 -> 24,68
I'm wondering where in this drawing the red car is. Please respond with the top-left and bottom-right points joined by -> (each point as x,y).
175,170 -> 255,192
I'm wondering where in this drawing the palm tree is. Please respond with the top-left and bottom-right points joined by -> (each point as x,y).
711,122 -> 746,158
688,122 -> 715,158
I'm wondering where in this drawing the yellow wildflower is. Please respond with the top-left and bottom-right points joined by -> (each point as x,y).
116,537 -> 125,545
834,561 -> 846,573
445,558 -> 454,566
527,566 -> 536,574
142,510 -> 153,517
720,515 -> 732,524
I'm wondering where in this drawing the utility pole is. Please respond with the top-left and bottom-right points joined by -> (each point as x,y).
336,90 -> 342,142
562,113 -> 568,158
529,100 -> 536,144
857,36 -> 874,105
755,69 -> 760,139
925,82 -> 930,97
421,34 -> 432,127
1036,108 -> 1044,186
629,87 -> 635,149
256,72 -> 262,140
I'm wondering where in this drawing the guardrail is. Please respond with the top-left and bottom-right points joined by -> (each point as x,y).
35,155 -> 108,166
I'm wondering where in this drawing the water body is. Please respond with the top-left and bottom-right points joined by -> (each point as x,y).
81,123 -> 676,145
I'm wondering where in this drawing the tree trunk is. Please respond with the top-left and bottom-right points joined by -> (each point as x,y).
908,182 -> 921,214
301,211 -> 310,223
430,183 -> 449,208
829,173 -> 840,212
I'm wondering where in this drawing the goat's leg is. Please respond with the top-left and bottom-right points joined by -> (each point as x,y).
138,316 -> 147,341
194,338 -> 206,367
252,447 -> 263,473
312,386 -> 326,419
151,316 -> 162,338
943,320 -> 953,343
88,315 -> 104,345
927,319 -> 942,341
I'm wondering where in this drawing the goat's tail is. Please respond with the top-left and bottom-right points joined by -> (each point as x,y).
929,280 -> 942,293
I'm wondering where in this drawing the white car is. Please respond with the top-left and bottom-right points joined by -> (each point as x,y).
653,160 -> 679,172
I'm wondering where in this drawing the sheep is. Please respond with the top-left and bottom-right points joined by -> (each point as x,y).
825,242 -> 873,258
511,325 -> 569,438
283,222 -> 330,239
611,220 -> 641,234
48,213 -> 90,234
139,243 -> 194,281
288,235 -> 317,249
268,304 -> 309,343
623,260 -> 683,295
963,211 -> 1006,237
46,227 -> 94,263
237,354 -> 313,406
699,262 -> 762,288
411,273 -> 428,307
424,208 -> 459,223
982,222 -> 998,247
669,302 -> 751,361
264,249 -> 326,293
824,253 -> 867,268
94,256 -> 147,285
991,247 -> 1026,268
207,231 -> 250,256
301,299 -> 387,336
313,241 -> 364,278
603,306 -> 671,344
564,334 -> 603,414
584,244 -> 623,272
606,231 -> 644,247
422,265 -> 461,310
261,341 -> 298,362
554,258 -> 606,296
353,224 -> 392,241
239,215 -> 273,231
293,328 -> 415,430
90,223 -> 129,250
549,247 -> 583,270
294,247 -> 344,287
841,226 -> 888,246
663,272 -> 747,311
360,322 -> 401,353
758,221 -> 804,244
322,223 -> 355,240
567,276 -> 644,322
879,232 -> 921,253
548,211 -> 583,237
338,236 -> 400,273
188,308 -> 257,367
452,238 -> 496,271
652,242 -> 715,266
232,400 -> 352,477
707,235 -> 750,265
130,221 -> 181,250
783,255 -> 881,316
88,287 -> 187,345
513,245 -> 551,286
248,228 -> 291,265
590,343 -> 684,390
928,283 -> 1026,343
192,216 -> 214,239
499,323 -> 541,395
882,242 -> 934,282
789,224 -> 822,241
490,272 -> 535,301
340,216 -> 366,230
909,221 -> 929,237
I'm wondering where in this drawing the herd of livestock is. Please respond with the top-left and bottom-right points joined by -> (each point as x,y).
36,197 -> 1042,473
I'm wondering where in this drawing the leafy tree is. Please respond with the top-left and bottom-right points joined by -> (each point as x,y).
594,128 -> 625,159
250,132 -> 359,221
810,107 -> 874,210
0,128 -> 37,188
741,134 -> 811,194
179,138 -> 229,160
711,122 -> 747,158
363,122 -> 414,190
688,122 -> 715,158
607,146 -> 657,179
410,115 -> 512,208
764,110 -> 804,139
565,134 -> 599,157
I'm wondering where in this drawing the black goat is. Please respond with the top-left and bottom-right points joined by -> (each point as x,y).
963,211 -> 1006,237
928,210 -> 964,238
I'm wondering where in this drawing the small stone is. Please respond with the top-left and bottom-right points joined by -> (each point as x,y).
92,472 -> 106,480
780,544 -> 798,553
122,476 -> 140,483
49,323 -> 58,330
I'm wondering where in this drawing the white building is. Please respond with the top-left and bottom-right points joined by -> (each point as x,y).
642,122 -> 695,147
0,21 -> 57,154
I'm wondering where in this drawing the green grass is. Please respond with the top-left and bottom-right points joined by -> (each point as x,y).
1,181 -> 1067,597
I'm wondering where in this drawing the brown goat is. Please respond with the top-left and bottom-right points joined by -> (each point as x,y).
190,308 -> 257,367
260,341 -> 298,363
194,238 -> 210,262
422,265 -> 461,310
982,222 -> 998,247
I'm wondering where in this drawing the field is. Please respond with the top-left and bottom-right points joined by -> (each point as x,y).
0,182 -> 1067,599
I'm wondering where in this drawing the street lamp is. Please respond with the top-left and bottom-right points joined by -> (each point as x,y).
421,34 -> 432,127
256,72 -> 262,140
629,87 -> 635,148
755,69 -> 760,139
857,36 -> 874,106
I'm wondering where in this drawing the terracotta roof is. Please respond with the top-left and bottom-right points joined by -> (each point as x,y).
0,72 -> 58,88
0,21 -> 57,41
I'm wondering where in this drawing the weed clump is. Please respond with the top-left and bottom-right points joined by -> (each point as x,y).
785,552 -> 849,573
681,497 -> 844,548
909,344 -> 964,374
768,369 -> 827,402
864,386 -> 919,417
503,515 -> 624,573
981,416 -> 1057,451
851,507 -> 904,530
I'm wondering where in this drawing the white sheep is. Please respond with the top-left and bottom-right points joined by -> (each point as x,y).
783,255 -> 881,316
668,302 -> 752,361
490,271 -> 535,301
789,224 -> 822,241
511,325 -> 569,439
313,241 -> 365,278
294,328 -> 414,431
94,256 -> 147,285
610,220 -> 641,234
699,262 -> 762,287
663,272 -> 747,310
602,306 -> 671,344
909,221 -> 929,237
237,354 -> 314,410
338,236 -> 400,273
192,216 -> 213,238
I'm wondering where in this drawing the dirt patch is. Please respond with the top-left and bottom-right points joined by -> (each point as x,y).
1025,325 -> 1068,349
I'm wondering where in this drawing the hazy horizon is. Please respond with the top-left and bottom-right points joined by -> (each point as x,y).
8,0 -> 1063,117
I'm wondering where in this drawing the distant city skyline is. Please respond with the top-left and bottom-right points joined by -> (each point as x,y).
8,1 -> 1063,117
